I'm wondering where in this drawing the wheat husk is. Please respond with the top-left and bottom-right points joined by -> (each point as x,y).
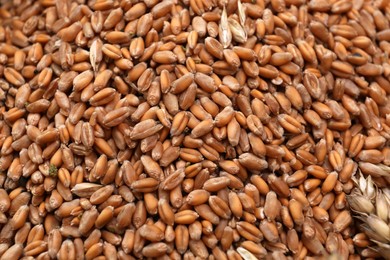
347,172 -> 390,259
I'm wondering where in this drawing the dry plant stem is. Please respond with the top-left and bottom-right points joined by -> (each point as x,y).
0,0 -> 390,259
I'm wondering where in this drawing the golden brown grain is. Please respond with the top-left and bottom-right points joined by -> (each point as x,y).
1,0 -> 390,259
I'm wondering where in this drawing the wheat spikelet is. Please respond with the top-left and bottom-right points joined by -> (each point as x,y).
347,172 -> 390,259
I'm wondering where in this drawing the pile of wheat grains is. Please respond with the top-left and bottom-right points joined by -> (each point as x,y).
0,0 -> 390,259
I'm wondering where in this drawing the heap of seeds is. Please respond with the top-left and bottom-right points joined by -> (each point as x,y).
0,0 -> 390,259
